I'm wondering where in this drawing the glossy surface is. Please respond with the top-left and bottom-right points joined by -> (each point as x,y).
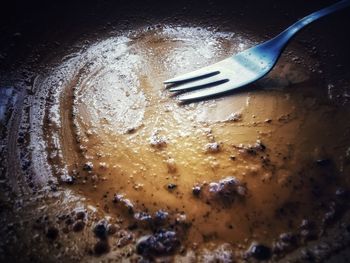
1,1 -> 350,261
40,26 -> 350,248
165,0 -> 350,101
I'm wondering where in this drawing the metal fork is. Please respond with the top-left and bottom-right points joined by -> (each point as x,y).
164,0 -> 350,101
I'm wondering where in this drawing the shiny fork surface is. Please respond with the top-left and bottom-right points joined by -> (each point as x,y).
164,0 -> 350,101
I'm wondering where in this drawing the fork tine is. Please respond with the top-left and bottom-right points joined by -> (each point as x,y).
163,66 -> 220,84
168,74 -> 228,92
177,80 -> 243,101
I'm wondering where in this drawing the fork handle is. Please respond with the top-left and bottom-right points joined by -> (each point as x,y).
272,0 -> 350,49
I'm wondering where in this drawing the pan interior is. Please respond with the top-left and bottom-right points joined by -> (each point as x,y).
37,24 -> 350,249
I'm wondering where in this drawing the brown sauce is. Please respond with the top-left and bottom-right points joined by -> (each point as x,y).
12,25 -> 350,260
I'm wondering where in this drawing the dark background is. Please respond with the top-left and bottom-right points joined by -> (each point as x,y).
0,0 -> 350,261
0,0 -> 349,73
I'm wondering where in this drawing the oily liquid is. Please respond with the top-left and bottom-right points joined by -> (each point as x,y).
48,26 -> 350,248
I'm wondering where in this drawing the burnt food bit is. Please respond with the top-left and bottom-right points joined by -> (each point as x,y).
199,176 -> 247,206
113,194 -> 134,214
154,210 -> 169,226
94,240 -> 110,255
72,220 -> 85,232
83,161 -> 94,171
235,140 -> 266,155
136,230 -> 180,257
167,183 -> 177,191
46,226 -> 59,240
192,185 -> 201,196
93,219 -> 108,239
134,212 -> 153,228
75,210 -> 86,220
60,173 -> 75,184
248,243 -> 271,260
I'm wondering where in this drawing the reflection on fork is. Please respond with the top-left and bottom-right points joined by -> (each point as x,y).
164,0 -> 350,101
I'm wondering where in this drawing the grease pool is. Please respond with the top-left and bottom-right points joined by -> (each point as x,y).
31,25 -> 350,255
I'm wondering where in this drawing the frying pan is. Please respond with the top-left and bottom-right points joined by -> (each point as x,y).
1,0 -> 350,262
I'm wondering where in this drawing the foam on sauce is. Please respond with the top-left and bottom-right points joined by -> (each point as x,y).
39,26 -> 350,251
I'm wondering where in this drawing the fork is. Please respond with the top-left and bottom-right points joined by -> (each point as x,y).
164,0 -> 350,101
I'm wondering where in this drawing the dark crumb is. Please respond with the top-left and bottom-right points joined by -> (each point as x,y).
83,161 -> 94,171
94,240 -> 110,255
234,140 -> 266,155
50,184 -> 58,191
93,219 -> 108,239
17,136 -> 25,144
192,185 -> 201,196
134,212 -> 152,228
136,230 -> 180,257
61,174 -> 75,184
113,194 -> 134,214
248,243 -> 271,260
315,159 -> 332,166
126,127 -> 136,134
255,140 -> 266,151
117,232 -> 134,247
76,210 -> 86,220
154,210 -> 169,225
72,220 -> 85,232
46,226 -> 59,240
167,183 -> 177,190
198,176 -> 247,207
